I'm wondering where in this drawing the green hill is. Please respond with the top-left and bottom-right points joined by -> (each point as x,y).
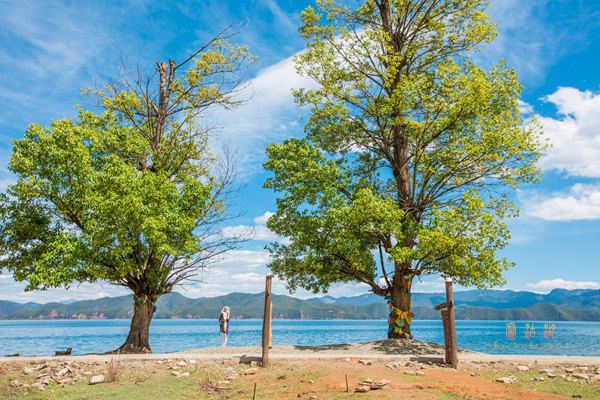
1,290 -> 599,321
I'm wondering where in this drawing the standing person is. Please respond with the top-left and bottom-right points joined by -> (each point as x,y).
219,306 -> 230,347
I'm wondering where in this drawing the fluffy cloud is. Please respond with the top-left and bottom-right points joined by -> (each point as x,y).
222,211 -> 281,241
525,184 -> 600,221
538,87 -> 600,178
518,100 -> 533,115
0,274 -> 129,303
522,88 -> 600,221
211,54 -> 316,178
526,279 -> 600,292
214,249 -> 271,269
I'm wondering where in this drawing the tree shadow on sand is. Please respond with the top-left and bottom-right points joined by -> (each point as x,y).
293,343 -> 352,352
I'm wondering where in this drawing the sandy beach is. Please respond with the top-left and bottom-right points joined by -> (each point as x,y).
1,340 -> 599,399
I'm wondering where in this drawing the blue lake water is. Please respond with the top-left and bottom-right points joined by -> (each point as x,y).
0,319 -> 598,356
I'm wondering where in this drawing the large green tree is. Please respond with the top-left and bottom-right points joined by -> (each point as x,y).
264,0 -> 545,338
0,31 -> 253,353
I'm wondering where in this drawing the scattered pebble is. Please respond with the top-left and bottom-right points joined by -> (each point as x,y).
496,376 -> 515,384
89,375 -> 105,385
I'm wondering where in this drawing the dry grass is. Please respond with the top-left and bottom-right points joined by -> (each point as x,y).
105,357 -> 123,383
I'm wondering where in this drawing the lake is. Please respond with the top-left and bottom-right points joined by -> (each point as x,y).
1,319 -> 599,356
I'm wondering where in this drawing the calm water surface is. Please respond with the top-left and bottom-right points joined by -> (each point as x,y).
0,319 -> 598,356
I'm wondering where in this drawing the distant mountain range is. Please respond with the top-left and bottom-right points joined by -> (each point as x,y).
1,289 -> 599,321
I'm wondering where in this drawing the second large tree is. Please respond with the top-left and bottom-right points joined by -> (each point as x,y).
264,0 -> 545,338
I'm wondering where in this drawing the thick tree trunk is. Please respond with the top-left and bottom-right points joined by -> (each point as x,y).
387,274 -> 414,339
112,296 -> 156,354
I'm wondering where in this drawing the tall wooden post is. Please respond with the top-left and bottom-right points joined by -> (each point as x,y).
269,302 -> 273,349
445,278 -> 458,368
261,273 -> 273,367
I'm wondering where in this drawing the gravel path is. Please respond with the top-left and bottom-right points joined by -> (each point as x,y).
2,340 -> 599,365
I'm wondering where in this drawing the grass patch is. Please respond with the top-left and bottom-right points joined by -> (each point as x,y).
484,370 -> 600,400
439,392 -> 469,400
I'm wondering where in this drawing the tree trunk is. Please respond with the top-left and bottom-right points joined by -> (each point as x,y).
112,296 -> 156,354
387,274 -> 414,339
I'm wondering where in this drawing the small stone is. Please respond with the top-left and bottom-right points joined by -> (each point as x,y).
9,379 -> 22,387
471,373 -> 476,377
189,360 -> 197,364
386,361 -> 403,369
565,368 -> 575,373
176,360 -> 187,367
344,358 -> 351,362
591,374 -> 600,381
517,365 -> 529,372
355,385 -> 371,393
244,368 -> 258,375
369,379 -> 390,390
547,373 -> 557,379
171,371 -> 181,377
89,375 -> 105,385
179,372 -> 190,377
572,395 -> 582,398
56,367 -> 69,376
309,396 -> 317,400
572,373 -> 589,380
359,359 -> 374,366
23,367 -> 35,375
30,382 -> 47,391
534,377 -> 545,381
416,371 -> 424,376
496,376 -> 515,384
541,369 -> 555,375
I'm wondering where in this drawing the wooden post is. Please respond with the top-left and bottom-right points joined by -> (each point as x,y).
441,309 -> 450,365
445,277 -> 458,368
269,302 -> 273,349
261,273 -> 273,367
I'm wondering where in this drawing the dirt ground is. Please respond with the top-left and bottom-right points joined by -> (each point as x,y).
1,355 -> 599,400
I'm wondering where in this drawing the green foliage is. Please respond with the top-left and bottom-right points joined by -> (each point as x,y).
0,34 -> 253,301
2,110 -> 209,291
264,0 -> 545,298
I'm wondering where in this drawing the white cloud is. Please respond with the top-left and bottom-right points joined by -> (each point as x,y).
526,279 -> 600,292
519,87 -> 600,221
538,87 -> 600,178
215,249 -> 271,269
212,53 -> 316,178
525,184 -> 600,221
222,211 -> 280,241
518,100 -> 533,115
0,276 -> 129,303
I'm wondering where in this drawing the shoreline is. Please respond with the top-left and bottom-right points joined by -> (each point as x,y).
2,318 -> 600,322
3,343 -> 600,365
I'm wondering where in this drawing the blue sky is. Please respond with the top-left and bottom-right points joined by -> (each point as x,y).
1,0 -> 600,302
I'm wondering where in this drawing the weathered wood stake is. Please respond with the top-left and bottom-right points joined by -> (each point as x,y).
253,382 -> 257,400
445,278 -> 458,368
345,374 -> 349,392
269,302 -> 273,349
261,273 -> 273,367
441,309 -> 450,364
434,277 -> 458,368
